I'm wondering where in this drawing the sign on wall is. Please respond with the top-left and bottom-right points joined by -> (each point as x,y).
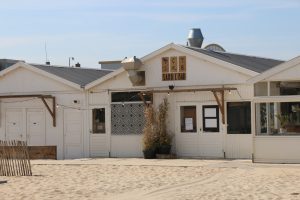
162,56 -> 186,81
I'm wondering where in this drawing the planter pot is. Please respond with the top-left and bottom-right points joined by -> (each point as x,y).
279,128 -> 287,134
157,144 -> 171,154
143,148 -> 156,159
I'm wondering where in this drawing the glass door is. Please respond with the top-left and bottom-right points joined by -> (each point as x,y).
176,102 -> 223,158
198,103 -> 223,158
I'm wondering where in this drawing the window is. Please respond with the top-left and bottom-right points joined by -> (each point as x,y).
180,106 -> 197,132
254,82 -> 268,96
254,81 -> 300,97
256,101 -> 300,135
227,102 -> 251,134
92,108 -> 105,134
111,92 -> 152,102
111,91 -> 147,135
111,103 -> 145,135
270,81 -> 300,96
202,105 -> 219,132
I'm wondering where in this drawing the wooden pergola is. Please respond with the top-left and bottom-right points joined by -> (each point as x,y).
139,87 -> 237,124
0,95 -> 56,127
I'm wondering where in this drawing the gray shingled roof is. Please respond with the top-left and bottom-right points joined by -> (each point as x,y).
182,45 -> 284,73
31,64 -> 113,87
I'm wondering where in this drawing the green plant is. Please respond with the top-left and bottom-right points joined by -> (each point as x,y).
276,113 -> 290,128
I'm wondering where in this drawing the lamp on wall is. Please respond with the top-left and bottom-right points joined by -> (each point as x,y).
168,85 -> 175,90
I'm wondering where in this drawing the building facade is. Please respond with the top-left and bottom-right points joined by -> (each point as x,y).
0,43 -> 299,163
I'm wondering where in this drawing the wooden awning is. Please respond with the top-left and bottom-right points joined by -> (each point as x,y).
139,87 -> 237,124
0,95 -> 56,127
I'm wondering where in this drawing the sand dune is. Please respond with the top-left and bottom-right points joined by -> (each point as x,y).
1,159 -> 300,200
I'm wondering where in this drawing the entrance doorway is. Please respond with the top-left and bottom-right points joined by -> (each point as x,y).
63,109 -> 83,159
5,108 -> 46,146
175,102 -> 223,158
89,106 -> 109,157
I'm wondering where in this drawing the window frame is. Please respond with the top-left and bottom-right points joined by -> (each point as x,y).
255,101 -> 300,136
226,101 -> 251,134
180,105 -> 197,133
202,105 -> 219,132
92,108 -> 106,134
111,102 -> 145,135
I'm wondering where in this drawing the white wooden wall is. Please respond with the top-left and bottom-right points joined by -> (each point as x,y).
88,46 -> 256,159
254,137 -> 300,163
0,66 -> 88,160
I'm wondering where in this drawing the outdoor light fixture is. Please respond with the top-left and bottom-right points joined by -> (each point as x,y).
228,90 -> 232,94
168,85 -> 175,90
167,92 -> 170,95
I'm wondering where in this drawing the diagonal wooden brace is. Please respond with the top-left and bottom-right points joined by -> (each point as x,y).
212,90 -> 225,124
40,96 -> 56,127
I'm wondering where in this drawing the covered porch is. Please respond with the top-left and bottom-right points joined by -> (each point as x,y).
250,56 -> 300,163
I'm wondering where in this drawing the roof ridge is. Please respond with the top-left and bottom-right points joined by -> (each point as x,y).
30,63 -> 114,72
180,45 -> 284,62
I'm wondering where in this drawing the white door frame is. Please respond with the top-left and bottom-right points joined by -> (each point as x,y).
89,105 -> 110,157
175,101 -> 224,158
63,108 -> 84,159
26,108 -> 46,146
5,108 -> 25,141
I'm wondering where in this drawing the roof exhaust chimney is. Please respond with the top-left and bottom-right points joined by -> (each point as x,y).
75,62 -> 81,68
187,28 -> 204,48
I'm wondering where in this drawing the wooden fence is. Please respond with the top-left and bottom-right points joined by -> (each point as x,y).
0,140 -> 32,176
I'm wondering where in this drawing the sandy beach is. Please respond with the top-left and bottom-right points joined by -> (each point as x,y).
1,158 -> 300,200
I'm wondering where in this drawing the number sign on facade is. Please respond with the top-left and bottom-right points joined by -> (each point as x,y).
162,56 -> 186,81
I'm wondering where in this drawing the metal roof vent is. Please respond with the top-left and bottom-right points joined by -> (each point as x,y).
122,56 -> 145,86
75,62 -> 81,68
188,28 -> 204,48
204,43 -> 226,52
121,56 -> 142,71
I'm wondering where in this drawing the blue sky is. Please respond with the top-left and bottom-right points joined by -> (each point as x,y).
0,0 -> 299,68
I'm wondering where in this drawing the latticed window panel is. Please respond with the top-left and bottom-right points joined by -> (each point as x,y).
111,103 -> 145,135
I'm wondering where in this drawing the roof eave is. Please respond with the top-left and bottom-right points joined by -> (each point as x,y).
247,55 -> 300,84
0,62 -> 83,90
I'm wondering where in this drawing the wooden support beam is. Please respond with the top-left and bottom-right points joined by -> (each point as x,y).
40,97 -> 56,127
0,94 -> 56,127
138,92 -> 153,107
138,92 -> 147,105
142,87 -> 234,124
212,90 -> 225,124
144,87 -> 237,94
0,95 -> 52,99
52,97 -> 56,127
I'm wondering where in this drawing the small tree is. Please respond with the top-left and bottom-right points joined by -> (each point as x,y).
157,98 -> 171,146
142,105 -> 158,151
142,98 -> 172,156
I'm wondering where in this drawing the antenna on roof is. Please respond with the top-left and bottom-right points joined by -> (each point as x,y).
69,57 -> 75,67
44,42 -> 50,65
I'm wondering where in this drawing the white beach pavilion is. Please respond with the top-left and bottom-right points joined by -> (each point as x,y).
0,35 -> 299,163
